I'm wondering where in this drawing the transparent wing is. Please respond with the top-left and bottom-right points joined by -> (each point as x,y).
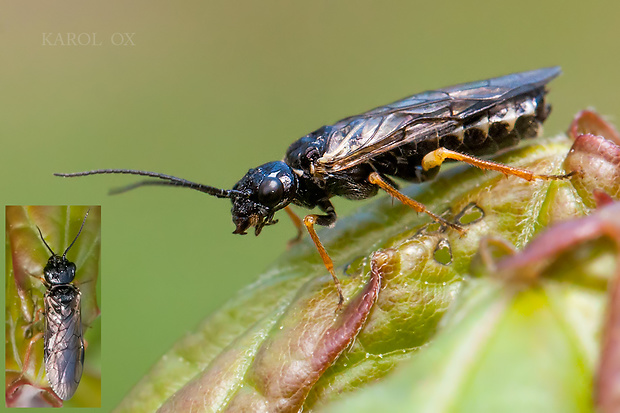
316,67 -> 561,173
44,286 -> 84,401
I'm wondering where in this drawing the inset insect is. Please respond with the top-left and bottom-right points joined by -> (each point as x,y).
55,67 -> 572,306
36,210 -> 89,400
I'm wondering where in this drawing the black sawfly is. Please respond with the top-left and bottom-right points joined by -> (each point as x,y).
37,210 -> 89,400
56,67 -> 571,306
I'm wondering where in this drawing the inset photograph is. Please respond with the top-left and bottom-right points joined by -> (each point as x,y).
5,206 -> 101,408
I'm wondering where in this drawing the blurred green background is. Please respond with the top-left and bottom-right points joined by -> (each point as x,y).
1,0 -> 619,410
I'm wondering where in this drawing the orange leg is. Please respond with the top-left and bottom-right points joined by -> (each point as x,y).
422,147 -> 574,181
304,215 -> 344,308
284,206 -> 304,246
368,172 -> 465,234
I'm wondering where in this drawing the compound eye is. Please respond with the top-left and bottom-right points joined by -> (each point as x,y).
258,177 -> 284,207
66,262 -> 76,281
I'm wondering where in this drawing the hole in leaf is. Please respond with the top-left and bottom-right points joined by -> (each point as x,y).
426,217 -> 452,234
433,238 -> 452,265
456,203 -> 484,225
425,221 -> 443,233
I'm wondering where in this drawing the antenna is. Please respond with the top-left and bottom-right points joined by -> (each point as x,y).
55,169 -> 245,199
63,209 -> 90,258
37,210 -> 91,257
37,226 -> 56,256
109,180 -> 172,195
